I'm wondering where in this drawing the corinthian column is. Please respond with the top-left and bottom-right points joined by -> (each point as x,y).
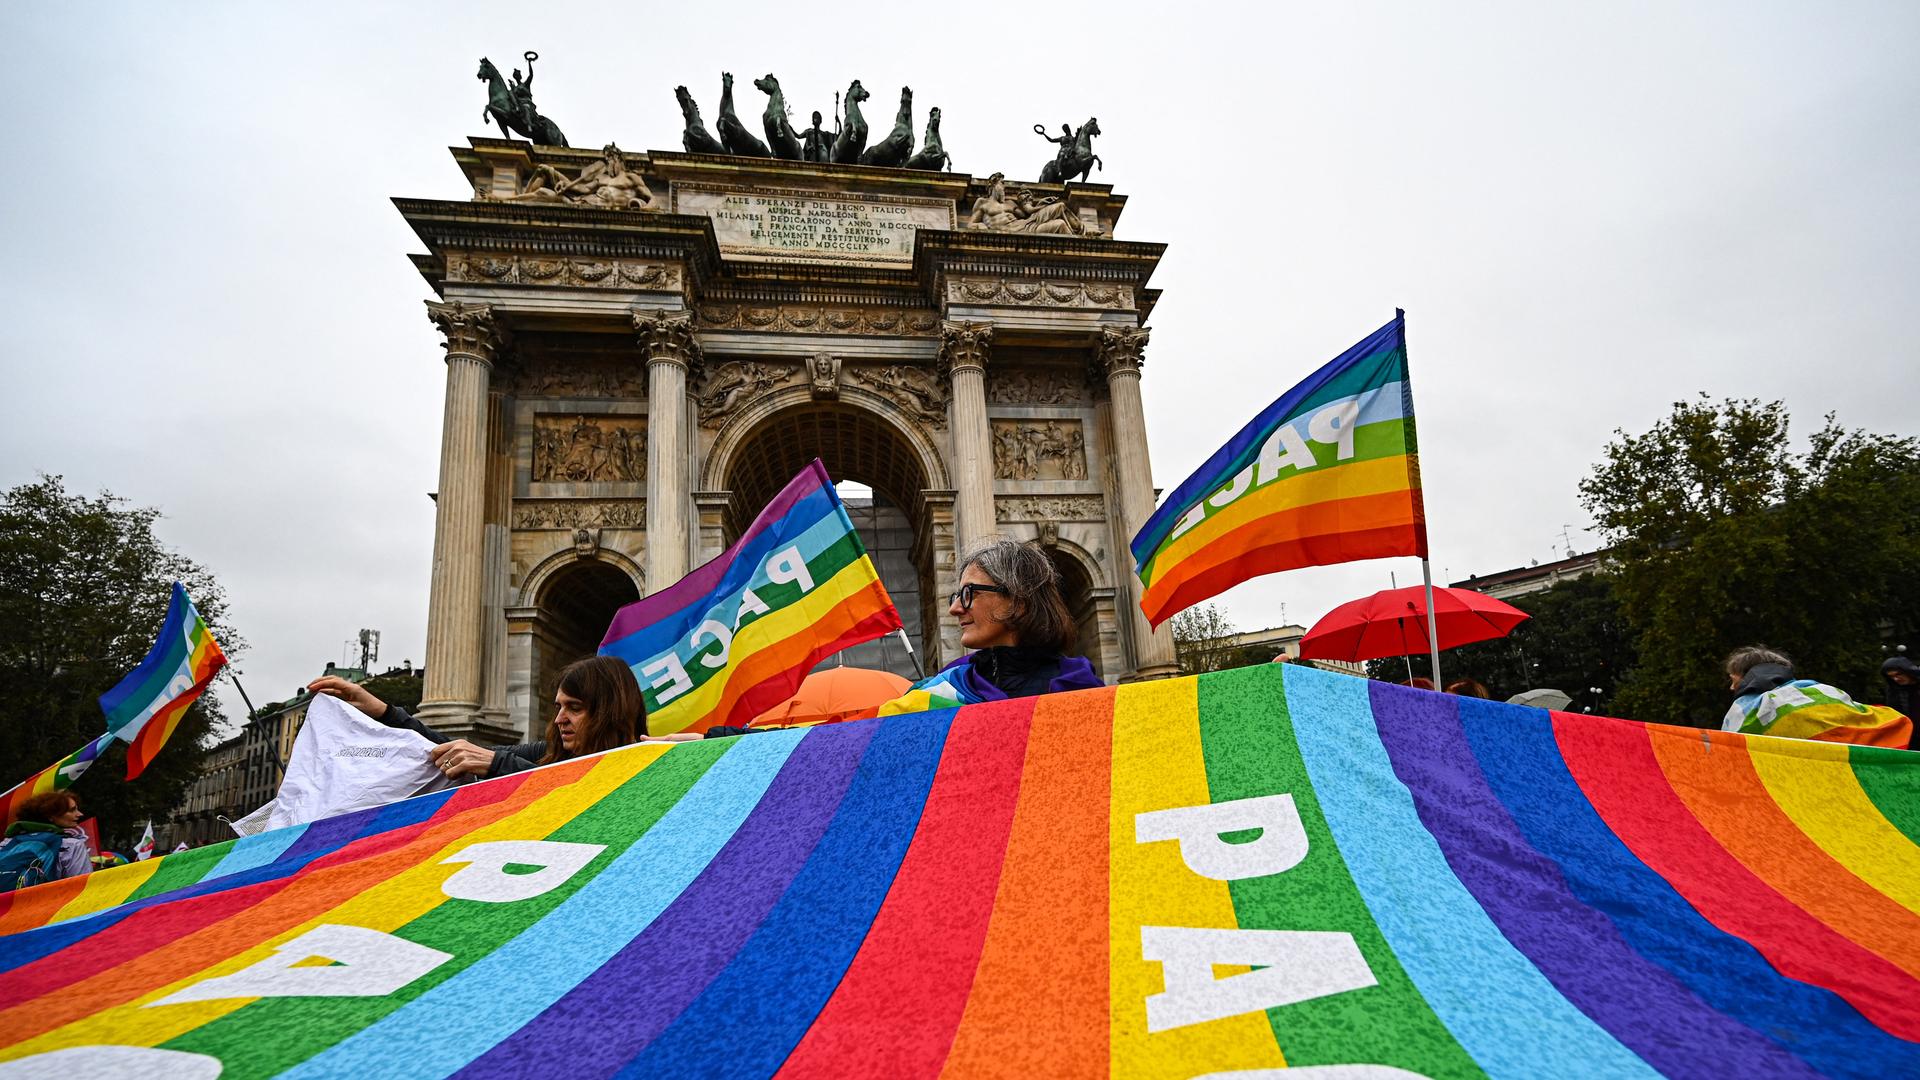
1098,326 -> 1179,678
634,310 -> 701,590
941,320 -> 995,550
419,301 -> 509,731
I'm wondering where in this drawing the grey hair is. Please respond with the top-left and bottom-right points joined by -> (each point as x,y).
1724,645 -> 1792,678
958,536 -> 1077,652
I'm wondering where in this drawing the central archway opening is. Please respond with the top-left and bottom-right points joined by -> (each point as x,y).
721,402 -> 931,681
530,559 -> 639,729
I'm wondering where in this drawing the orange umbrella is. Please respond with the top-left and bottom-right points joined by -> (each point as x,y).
749,666 -> 912,728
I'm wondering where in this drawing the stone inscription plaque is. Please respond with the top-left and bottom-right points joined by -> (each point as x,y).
675,186 -> 954,266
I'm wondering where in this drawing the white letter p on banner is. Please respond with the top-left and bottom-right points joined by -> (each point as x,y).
1135,794 -> 1309,881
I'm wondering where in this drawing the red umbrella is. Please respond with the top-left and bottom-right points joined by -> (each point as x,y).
1298,586 -> 1529,662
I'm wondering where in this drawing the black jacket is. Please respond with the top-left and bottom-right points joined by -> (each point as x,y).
1883,657 -> 1920,720
381,704 -> 547,777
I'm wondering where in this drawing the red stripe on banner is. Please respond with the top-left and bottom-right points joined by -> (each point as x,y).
1143,493 -> 1425,625
1648,725 -> 1920,979
939,687 -> 1115,1077
0,764 -> 563,1035
1556,716 -> 1920,1040
776,698 -> 1036,1079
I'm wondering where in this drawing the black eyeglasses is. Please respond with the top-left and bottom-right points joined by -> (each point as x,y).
948,583 -> 1009,610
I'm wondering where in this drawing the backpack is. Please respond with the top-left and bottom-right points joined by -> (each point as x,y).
0,830 -> 64,892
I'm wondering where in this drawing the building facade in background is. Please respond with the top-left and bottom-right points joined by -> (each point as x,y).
398,142 -> 1184,740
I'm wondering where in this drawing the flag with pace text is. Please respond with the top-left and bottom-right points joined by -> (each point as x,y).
0,733 -> 114,828
599,460 -> 901,736
1132,315 -> 1428,626
97,583 -> 229,780
1,663 -> 1914,1078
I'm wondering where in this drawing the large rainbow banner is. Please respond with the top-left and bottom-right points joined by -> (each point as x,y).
1,663 -> 1916,1078
1131,315 -> 1427,626
599,459 -> 900,735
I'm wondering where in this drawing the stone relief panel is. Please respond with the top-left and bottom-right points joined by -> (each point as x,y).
986,366 -> 1092,406
503,357 -> 648,399
696,304 -> 940,337
846,364 -> 949,428
446,255 -> 680,291
946,278 -> 1134,311
697,360 -> 801,428
531,415 -> 647,483
994,495 -> 1105,523
512,500 -> 647,530
992,419 -> 1088,481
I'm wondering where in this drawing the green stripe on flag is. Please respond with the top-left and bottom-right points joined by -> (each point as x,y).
163,739 -> 730,1077
1851,745 -> 1920,848
127,841 -> 234,903
1195,666 -> 1481,1078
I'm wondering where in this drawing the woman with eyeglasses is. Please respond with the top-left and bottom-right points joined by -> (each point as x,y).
878,537 -> 1102,715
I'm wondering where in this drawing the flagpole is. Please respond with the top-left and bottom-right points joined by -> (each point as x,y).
1399,307 -> 1445,687
226,669 -> 261,722
896,628 -> 924,680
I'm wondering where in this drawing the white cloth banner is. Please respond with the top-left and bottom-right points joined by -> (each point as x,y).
231,695 -> 454,836
133,821 -> 155,861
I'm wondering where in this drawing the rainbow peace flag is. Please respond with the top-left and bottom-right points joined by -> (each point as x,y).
0,732 -> 114,827
600,460 -> 900,736
97,583 -> 228,780
2,663 -> 1915,1077
1132,314 -> 1427,626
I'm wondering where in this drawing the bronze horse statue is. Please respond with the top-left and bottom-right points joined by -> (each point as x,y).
1038,117 -> 1102,184
675,86 -> 725,155
904,106 -> 951,171
716,72 -> 771,157
753,74 -> 804,160
477,55 -> 567,147
860,86 -> 915,168
832,80 -> 870,165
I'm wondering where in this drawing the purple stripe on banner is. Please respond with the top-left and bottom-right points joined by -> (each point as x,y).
456,721 -> 877,1079
1367,683 -> 1814,1080
601,461 -> 829,644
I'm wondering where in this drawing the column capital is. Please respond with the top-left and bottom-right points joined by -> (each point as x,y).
939,319 -> 993,378
632,309 -> 703,377
426,301 -> 509,364
1095,325 -> 1150,380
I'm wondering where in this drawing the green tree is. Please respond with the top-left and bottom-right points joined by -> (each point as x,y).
1578,397 -> 1920,725
0,476 -> 242,845
1170,602 -> 1241,675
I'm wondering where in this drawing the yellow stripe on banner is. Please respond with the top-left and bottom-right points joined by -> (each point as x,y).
1109,678 -> 1285,1077
1146,456 -> 1416,586
648,556 -> 890,735
1747,737 -> 1920,918
8,747 -> 667,1059
49,858 -> 165,924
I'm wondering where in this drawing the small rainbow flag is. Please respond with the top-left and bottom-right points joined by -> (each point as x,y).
1131,314 -> 1427,626
0,663 -> 1914,1076
0,732 -> 113,827
600,460 -> 901,736
98,583 -> 229,780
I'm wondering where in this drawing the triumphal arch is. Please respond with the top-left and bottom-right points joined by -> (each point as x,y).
399,138 -> 1180,737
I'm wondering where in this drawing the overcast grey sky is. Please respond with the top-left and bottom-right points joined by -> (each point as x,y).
3,1 -> 1916,719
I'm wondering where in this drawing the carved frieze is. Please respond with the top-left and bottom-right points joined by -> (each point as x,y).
446,255 -> 681,291
994,495 -> 1105,522
694,304 -> 940,337
986,366 -> 1092,406
946,278 -> 1133,310
846,364 -> 948,427
476,144 -> 659,211
531,415 -> 647,483
512,499 -> 647,530
992,419 -> 1088,481
697,360 -> 800,428
502,357 -> 647,399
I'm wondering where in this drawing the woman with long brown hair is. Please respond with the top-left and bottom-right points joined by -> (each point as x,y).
309,655 -> 646,780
